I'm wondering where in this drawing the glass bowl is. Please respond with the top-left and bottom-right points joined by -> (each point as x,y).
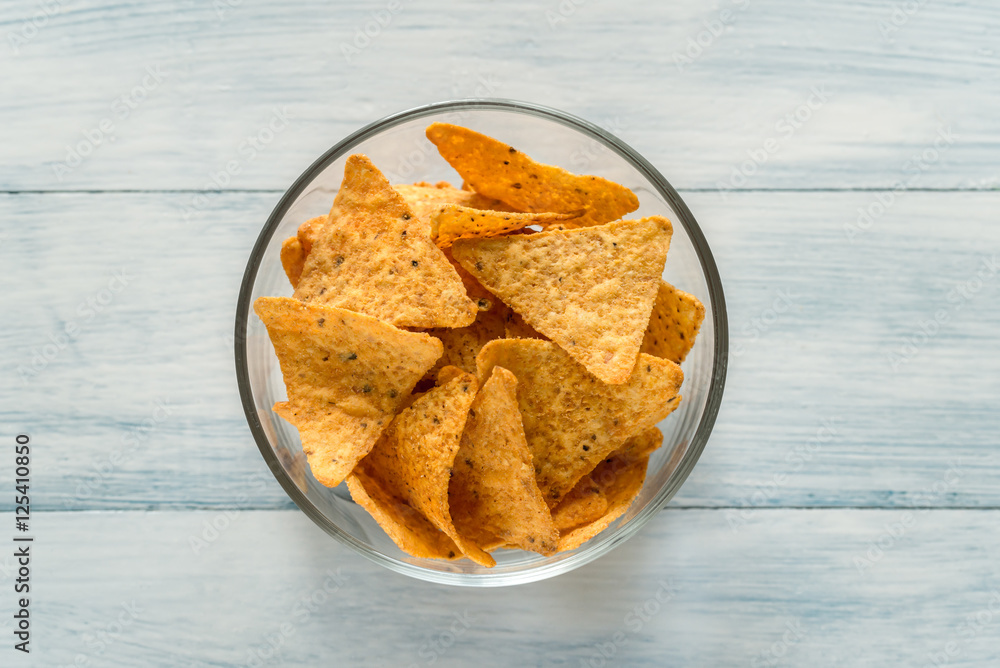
235,99 -> 728,586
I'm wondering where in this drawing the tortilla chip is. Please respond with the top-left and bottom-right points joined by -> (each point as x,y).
426,123 -> 639,227
441,245 -> 494,312
434,205 -> 582,248
550,474 -> 608,532
557,456 -> 649,551
296,215 -> 328,256
355,368 -> 495,566
454,217 -> 672,384
280,236 -> 306,288
254,296 -> 442,487
503,309 -> 545,340
346,472 -> 463,560
422,305 -> 507,378
394,182 -> 516,225
449,367 -> 558,555
476,339 -> 682,506
641,281 -> 706,364
294,155 -> 477,328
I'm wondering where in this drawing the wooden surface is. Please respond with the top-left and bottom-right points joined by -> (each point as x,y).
2,0 -> 999,665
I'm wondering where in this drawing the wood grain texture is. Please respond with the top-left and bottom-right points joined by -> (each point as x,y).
2,509 -> 997,666
0,0 -> 997,191
2,190 -> 997,511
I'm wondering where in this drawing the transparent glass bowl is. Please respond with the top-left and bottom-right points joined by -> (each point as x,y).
235,100 -> 728,586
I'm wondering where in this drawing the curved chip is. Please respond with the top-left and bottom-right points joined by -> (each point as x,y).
640,280 -> 706,364
293,155 -> 477,328
550,474 -> 608,532
476,339 -> 682,507
280,235 -> 306,288
450,367 -> 559,556
426,123 -> 639,227
354,368 -> 495,567
434,205 -> 582,248
254,296 -> 442,487
453,217 -> 672,384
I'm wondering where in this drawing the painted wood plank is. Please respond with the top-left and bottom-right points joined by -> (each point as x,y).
2,509 -> 998,666
0,0 -> 996,191
1,190 -> 997,511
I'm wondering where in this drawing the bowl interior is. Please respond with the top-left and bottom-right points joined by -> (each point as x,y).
236,100 -> 727,586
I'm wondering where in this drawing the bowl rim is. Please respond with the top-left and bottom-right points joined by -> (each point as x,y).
234,98 -> 728,586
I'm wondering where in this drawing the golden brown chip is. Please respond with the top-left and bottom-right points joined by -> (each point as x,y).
440,245 -> 494,312
426,123 -> 639,227
422,305 -> 507,378
293,155 -> 477,328
355,368 -> 494,566
394,182 -> 516,225
503,309 -> 546,340
550,474 -> 608,532
346,472 -> 463,560
280,236 -> 306,288
453,217 -> 672,384
476,339 -> 682,507
254,296 -> 442,487
640,280 -> 706,364
434,205 -> 581,248
557,453 -> 650,552
296,215 -> 328,256
449,367 -> 558,556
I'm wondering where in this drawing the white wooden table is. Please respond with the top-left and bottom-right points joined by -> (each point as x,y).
3,1 -> 999,665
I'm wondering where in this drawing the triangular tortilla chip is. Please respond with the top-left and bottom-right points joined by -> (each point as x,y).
254,296 -> 443,487
449,367 -> 559,556
293,155 -> 477,328
453,217 -> 672,384
641,281 -> 706,364
296,214 -> 328,256
394,182 -> 517,224
476,339 -> 682,507
422,304 -> 507,379
354,368 -> 495,566
550,473 -> 608,532
557,427 -> 663,551
346,472 -> 463,561
426,123 -> 639,227
280,236 -> 306,288
434,205 -> 581,248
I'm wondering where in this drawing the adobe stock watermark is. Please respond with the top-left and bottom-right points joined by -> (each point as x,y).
214,0 -> 242,21
923,589 -> 1000,668
62,398 -> 174,509
569,116 -> 627,172
730,288 -> 796,359
853,460 -> 964,575
341,0 -> 411,63
844,125 -> 958,243
579,580 -> 678,667
717,85 -> 831,201
240,569 -> 351,667
726,417 -> 842,532
7,0 -> 67,55
179,106 -> 293,222
58,602 -> 144,668
405,611 -> 474,667
878,0 -> 930,42
673,0 -> 751,72
886,254 -> 998,372
544,0 -> 592,31
750,620 -> 807,667
52,64 -> 168,182
17,267 -> 133,385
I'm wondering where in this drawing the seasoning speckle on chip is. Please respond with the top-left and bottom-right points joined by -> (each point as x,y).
255,124 -> 706,565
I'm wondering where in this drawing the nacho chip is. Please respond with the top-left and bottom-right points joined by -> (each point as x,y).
280,236 -> 307,288
454,217 -> 672,384
355,368 -> 494,566
503,309 -> 545,340
294,155 -> 477,328
640,281 -> 706,364
550,474 -> 608,532
394,182 -> 515,225
441,245 -> 494,312
254,296 -> 442,487
426,123 -> 639,227
423,305 -> 507,378
434,205 -> 582,248
296,215 -> 328,256
346,471 -> 463,560
449,367 -> 558,555
476,339 -> 682,507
